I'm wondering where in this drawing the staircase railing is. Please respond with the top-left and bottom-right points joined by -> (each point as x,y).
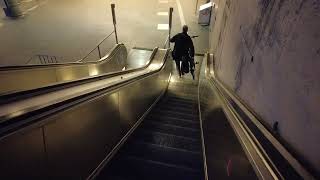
79,30 -> 116,62
25,3 -> 119,65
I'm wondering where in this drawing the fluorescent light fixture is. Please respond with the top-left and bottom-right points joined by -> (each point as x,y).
157,12 -> 168,16
159,0 -> 169,3
157,24 -> 169,30
199,2 -> 213,11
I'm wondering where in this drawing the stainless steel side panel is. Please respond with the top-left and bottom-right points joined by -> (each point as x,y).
0,49 -> 172,179
198,54 -> 270,179
0,127 -> 47,178
0,44 -> 127,95
118,65 -> 171,130
199,75 -> 257,180
44,92 -> 122,178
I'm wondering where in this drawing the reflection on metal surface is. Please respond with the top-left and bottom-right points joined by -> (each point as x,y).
126,48 -> 153,70
170,75 -> 180,83
6,109 -> 25,119
149,63 -> 162,71
0,44 -> 127,95
89,67 -> 99,76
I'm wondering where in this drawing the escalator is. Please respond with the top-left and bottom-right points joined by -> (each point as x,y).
0,46 -> 315,179
97,77 -> 204,180
0,44 -> 128,95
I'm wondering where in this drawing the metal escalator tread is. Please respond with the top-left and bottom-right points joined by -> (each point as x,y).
120,141 -> 202,169
166,94 -> 198,101
153,104 -> 197,114
103,156 -> 202,180
165,96 -> 197,104
151,110 -> 198,121
165,100 -> 197,109
146,116 -> 199,128
140,121 -> 201,139
98,93 -> 204,180
132,130 -> 202,152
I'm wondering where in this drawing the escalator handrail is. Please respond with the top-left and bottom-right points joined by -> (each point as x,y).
0,43 -> 128,96
0,48 -> 169,123
0,48 -> 170,138
0,47 -> 159,105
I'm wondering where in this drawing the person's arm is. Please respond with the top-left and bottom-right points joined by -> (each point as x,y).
170,34 -> 177,43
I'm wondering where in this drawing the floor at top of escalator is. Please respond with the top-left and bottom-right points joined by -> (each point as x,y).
96,72 -> 203,180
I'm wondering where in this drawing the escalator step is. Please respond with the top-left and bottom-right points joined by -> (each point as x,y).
167,94 -> 198,100
120,141 -> 203,169
132,130 -> 202,152
153,105 -> 198,115
165,101 -> 197,109
140,121 -> 201,139
147,115 -> 199,127
165,100 -> 196,106
103,155 -> 203,180
165,96 -> 196,104
145,120 -> 200,131
145,116 -> 200,129
151,110 -> 198,121
167,89 -> 196,94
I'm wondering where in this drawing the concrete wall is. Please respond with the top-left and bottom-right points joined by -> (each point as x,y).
209,0 -> 320,174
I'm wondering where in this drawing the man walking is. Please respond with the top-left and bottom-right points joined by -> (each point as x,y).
170,25 -> 195,78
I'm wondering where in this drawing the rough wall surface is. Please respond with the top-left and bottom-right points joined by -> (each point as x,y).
209,0 -> 320,174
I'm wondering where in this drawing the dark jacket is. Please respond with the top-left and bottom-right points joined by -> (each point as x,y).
170,32 -> 195,61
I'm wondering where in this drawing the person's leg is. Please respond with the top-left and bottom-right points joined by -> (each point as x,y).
190,59 -> 195,80
181,56 -> 186,76
175,60 -> 181,77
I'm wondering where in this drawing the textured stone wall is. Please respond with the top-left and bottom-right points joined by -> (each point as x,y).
209,0 -> 320,174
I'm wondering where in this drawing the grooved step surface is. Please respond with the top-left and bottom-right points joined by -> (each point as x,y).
154,105 -> 197,114
165,100 -> 197,108
141,121 -> 201,139
97,78 -> 203,180
103,156 -> 202,180
151,110 -> 197,121
132,130 -> 202,152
